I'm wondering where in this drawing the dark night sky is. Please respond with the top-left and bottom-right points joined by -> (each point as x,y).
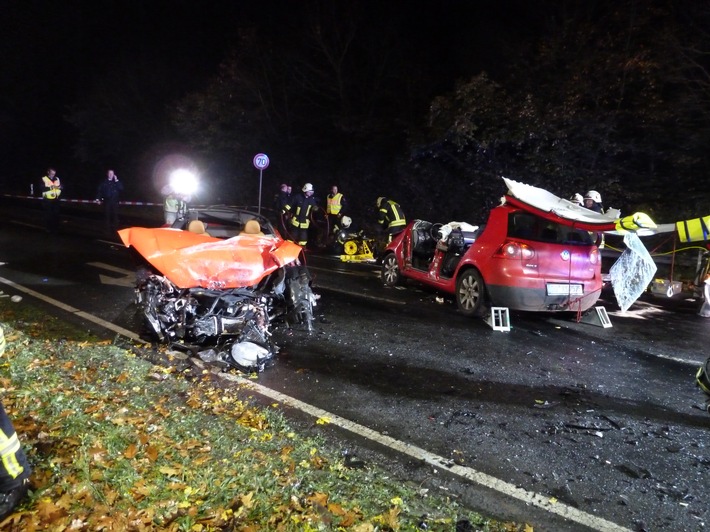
0,1 -> 543,199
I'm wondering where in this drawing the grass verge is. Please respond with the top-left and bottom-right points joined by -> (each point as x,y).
0,296 -> 528,531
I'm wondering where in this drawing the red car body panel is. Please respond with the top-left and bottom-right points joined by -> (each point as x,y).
384,202 -> 602,313
118,227 -> 303,290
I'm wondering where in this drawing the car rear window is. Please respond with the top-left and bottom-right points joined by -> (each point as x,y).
507,212 -> 594,245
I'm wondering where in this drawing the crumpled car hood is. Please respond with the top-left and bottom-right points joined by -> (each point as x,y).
118,227 -> 303,289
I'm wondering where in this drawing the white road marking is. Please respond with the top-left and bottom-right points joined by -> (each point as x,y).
87,262 -> 136,287
308,264 -> 379,279
0,275 -> 631,531
222,372 -> 631,532
315,285 -> 406,305
0,276 -> 145,344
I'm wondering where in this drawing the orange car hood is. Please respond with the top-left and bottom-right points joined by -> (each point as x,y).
118,227 -> 303,289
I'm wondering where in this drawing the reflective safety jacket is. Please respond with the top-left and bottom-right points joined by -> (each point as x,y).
41,176 -> 62,200
377,199 -> 406,231
676,215 -> 710,243
326,193 -> 345,215
0,326 -> 31,489
284,193 -> 319,229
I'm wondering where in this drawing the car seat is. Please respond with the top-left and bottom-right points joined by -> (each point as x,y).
187,220 -> 209,235
241,219 -> 264,236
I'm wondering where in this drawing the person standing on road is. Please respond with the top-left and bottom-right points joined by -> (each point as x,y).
161,185 -> 190,227
698,272 -> 710,317
326,185 -> 346,221
376,196 -> 407,242
95,169 -> 124,235
40,167 -> 62,233
273,183 -> 291,237
282,183 -> 319,247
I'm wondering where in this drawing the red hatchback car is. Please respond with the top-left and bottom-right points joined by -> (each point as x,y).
380,201 -> 603,316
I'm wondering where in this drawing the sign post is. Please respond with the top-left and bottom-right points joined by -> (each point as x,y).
253,153 -> 270,214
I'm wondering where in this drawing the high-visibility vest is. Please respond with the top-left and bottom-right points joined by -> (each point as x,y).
164,196 -> 182,213
327,193 -> 343,215
676,215 -> 710,243
614,212 -> 656,233
42,176 -> 62,199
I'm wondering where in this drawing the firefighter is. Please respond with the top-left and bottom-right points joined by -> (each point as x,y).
283,183 -> 320,247
583,190 -> 604,213
40,167 -> 63,232
376,196 -> 407,242
582,190 -> 605,248
0,327 -> 31,519
273,183 -> 291,237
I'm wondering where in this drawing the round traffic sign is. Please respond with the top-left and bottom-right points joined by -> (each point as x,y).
253,153 -> 270,170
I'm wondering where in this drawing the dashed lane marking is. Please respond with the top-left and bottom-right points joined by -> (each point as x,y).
0,276 -> 145,344
308,264 -> 379,279
0,275 -> 631,532
315,285 -> 406,305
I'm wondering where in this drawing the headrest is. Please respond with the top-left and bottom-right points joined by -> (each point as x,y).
243,219 -> 264,236
187,220 -> 207,235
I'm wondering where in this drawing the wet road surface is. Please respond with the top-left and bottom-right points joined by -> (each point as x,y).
0,209 -> 709,531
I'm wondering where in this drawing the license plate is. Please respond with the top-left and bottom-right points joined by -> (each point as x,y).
547,283 -> 583,296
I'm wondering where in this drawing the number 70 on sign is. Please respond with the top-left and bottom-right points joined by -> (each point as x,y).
253,153 -> 270,170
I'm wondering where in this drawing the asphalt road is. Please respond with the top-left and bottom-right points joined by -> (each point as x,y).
0,204 -> 709,532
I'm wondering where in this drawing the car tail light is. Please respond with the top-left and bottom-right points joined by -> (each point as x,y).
497,241 -> 535,260
589,247 -> 600,264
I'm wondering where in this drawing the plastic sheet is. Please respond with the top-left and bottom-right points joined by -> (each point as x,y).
609,233 -> 657,312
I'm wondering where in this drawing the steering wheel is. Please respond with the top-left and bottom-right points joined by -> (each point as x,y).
430,223 -> 443,240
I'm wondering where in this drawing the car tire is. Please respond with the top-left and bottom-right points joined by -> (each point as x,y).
381,253 -> 402,286
456,269 -> 486,317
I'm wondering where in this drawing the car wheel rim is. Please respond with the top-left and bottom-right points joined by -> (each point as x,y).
459,275 -> 479,309
384,257 -> 398,284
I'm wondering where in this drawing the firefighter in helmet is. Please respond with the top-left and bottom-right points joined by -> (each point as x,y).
376,196 -> 406,242
282,183 -> 320,247
583,190 -> 603,213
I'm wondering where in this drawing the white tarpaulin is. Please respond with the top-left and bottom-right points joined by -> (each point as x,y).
609,233 -> 657,312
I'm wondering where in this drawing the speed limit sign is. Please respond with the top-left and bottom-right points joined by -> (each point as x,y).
253,153 -> 270,170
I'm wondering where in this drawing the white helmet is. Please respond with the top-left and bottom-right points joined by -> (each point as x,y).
341,216 -> 352,228
302,183 -> 314,193
584,190 -> 602,203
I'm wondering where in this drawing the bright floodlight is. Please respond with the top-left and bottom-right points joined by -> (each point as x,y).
169,169 -> 198,196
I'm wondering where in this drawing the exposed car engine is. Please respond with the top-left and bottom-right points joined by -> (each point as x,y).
135,263 -> 316,372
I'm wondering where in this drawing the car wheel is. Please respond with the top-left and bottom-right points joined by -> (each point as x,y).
456,269 -> 486,317
381,253 -> 402,286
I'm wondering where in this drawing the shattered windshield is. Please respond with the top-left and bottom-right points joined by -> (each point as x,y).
609,232 -> 658,312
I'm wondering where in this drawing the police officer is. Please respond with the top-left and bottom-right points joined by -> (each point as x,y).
95,169 -> 124,234
326,185 -> 346,221
40,167 -> 63,232
283,183 -> 320,247
376,196 -> 407,242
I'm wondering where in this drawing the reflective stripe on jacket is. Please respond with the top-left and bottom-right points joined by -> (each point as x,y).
326,193 -> 343,215
378,200 -> 406,230
284,193 -> 318,229
42,176 -> 62,199
676,215 -> 710,243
